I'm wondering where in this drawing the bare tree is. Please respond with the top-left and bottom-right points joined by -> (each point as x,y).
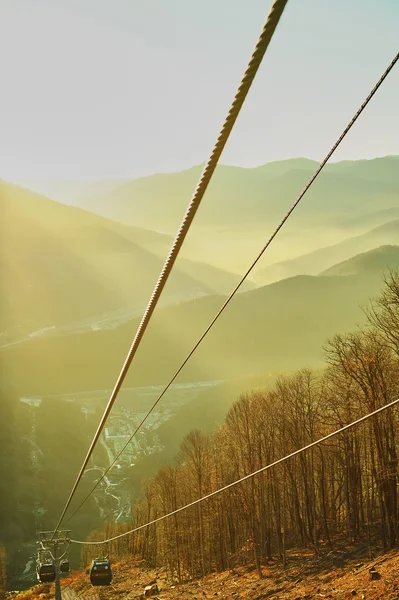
0,545 -> 6,600
367,270 -> 399,356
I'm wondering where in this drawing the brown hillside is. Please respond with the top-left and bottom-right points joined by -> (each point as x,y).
11,546 -> 399,600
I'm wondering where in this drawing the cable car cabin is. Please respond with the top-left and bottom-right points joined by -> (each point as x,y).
60,559 -> 70,573
37,562 -> 56,583
89,559 -> 112,586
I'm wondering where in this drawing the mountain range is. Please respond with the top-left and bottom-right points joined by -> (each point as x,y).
1,155 -> 398,393
0,180 -> 253,341
73,156 -> 399,231
39,155 -> 398,273
3,245 -> 398,397
256,219 -> 399,283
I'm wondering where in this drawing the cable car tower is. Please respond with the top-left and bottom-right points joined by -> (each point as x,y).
37,530 -> 71,600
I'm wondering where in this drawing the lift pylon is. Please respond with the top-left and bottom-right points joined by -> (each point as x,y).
37,531 -> 71,600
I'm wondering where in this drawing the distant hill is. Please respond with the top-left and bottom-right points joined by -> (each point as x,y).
71,156 -> 399,273
255,220 -> 399,284
0,180 -> 253,339
323,155 -> 399,186
78,157 -> 399,232
325,206 -> 399,232
321,245 -> 399,277
3,246 -> 398,397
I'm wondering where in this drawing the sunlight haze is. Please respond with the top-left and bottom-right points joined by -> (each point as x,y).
1,1 -> 399,593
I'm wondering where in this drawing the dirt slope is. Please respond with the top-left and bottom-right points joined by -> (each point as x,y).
11,545 -> 399,600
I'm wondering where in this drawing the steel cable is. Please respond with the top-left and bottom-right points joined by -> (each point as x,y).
64,51 -> 399,525
53,0 -> 290,534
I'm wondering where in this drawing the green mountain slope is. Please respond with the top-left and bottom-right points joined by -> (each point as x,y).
255,220 -> 399,284
3,246 -> 398,397
0,180 -> 253,339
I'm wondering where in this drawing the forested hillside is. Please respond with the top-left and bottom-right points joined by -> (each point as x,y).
86,270 -> 399,582
0,390 -> 105,586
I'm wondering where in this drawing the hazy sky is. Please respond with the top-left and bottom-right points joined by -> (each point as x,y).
1,0 -> 398,181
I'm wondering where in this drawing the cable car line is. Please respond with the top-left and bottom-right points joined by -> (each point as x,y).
52,0 -> 289,537
63,50 -> 399,525
70,397 -> 399,545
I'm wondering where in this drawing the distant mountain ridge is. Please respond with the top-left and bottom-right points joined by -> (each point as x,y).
76,156 -> 399,232
2,155 -> 398,340
3,245 -> 398,396
321,245 -> 399,277
7,157 -> 398,275
255,220 -> 399,284
64,155 -> 398,273
0,180 -> 254,339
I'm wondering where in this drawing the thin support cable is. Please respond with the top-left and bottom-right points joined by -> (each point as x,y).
70,397 -> 399,544
53,0 -> 289,534
64,51 -> 399,524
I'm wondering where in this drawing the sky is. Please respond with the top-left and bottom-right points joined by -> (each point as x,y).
1,0 -> 398,182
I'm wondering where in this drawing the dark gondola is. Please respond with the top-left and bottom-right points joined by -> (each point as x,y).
37,562 -> 56,583
89,558 -> 113,586
60,559 -> 70,573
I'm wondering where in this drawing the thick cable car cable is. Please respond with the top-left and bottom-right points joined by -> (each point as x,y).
52,0 -> 289,535
70,397 -> 399,545
64,50 -> 399,525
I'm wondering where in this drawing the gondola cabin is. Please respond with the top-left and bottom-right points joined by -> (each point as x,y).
60,559 -> 70,573
89,558 -> 112,586
37,562 -> 56,583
